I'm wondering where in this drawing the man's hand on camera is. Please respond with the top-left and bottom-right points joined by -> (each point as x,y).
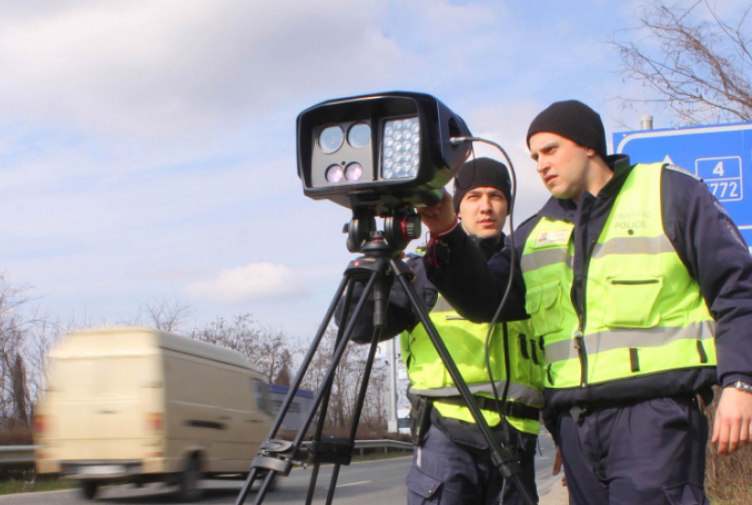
416,190 -> 456,235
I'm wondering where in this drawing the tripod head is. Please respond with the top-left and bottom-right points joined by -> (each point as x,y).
344,205 -> 422,253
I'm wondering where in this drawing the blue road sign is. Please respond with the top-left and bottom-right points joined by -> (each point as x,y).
614,123 -> 752,249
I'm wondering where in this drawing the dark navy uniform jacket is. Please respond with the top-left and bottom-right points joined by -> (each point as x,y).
335,236 -> 504,345
425,154 -> 752,413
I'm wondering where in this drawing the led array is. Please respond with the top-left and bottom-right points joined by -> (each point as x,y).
382,117 -> 420,179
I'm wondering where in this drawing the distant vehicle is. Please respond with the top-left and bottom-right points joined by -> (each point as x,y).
33,327 -> 274,501
266,384 -> 314,435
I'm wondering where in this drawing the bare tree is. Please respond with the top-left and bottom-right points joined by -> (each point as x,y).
612,0 -> 752,125
273,349 -> 293,386
301,330 -> 388,434
0,275 -> 37,429
134,298 -> 193,333
23,318 -> 71,408
190,314 -> 298,384
10,354 -> 28,427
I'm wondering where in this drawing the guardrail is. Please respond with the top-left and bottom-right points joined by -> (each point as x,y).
353,439 -> 413,451
0,446 -> 39,465
0,441 -> 412,465
302,439 -> 414,457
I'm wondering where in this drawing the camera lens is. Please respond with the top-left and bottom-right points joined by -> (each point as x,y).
347,123 -> 371,148
345,162 -> 363,182
326,164 -> 345,183
319,126 -> 344,154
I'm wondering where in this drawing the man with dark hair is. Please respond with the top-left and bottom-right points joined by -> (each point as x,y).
418,100 -> 752,504
337,158 -> 542,505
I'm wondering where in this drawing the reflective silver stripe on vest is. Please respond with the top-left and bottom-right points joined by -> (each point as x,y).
591,235 -> 675,259
544,320 -> 716,363
408,381 -> 545,408
521,248 -> 572,272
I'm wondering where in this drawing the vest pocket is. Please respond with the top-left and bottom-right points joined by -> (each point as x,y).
526,280 -> 564,336
529,337 -> 544,389
603,275 -> 663,328
511,332 -> 533,387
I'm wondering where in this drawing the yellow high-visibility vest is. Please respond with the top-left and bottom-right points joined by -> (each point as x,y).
401,294 -> 544,435
521,162 -> 716,389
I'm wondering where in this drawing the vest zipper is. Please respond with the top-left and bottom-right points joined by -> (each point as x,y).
574,319 -> 587,387
575,237 -> 598,388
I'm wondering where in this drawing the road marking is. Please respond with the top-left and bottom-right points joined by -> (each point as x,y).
337,480 -> 372,488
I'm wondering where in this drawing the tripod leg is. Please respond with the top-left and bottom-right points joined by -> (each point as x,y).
304,463 -> 321,505
324,324 -> 382,505
249,270 -> 382,505
392,260 -> 537,505
267,274 -> 351,441
290,270 -> 380,451
305,280 -> 357,505
235,275 -> 350,505
303,358 -> 341,505
347,326 -> 383,442
325,465 -> 341,505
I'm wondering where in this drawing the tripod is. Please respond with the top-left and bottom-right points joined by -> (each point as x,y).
234,209 -> 536,505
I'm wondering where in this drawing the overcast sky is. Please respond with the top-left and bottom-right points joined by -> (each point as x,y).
1,0 -> 749,339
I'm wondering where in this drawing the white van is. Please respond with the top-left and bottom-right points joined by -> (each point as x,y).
33,326 -> 274,501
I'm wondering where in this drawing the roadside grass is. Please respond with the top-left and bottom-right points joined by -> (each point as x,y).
0,475 -> 76,495
706,486 -> 752,505
706,494 -> 752,505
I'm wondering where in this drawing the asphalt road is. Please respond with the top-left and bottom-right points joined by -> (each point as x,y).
1,434 -> 560,505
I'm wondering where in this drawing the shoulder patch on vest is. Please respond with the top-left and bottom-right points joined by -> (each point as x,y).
534,229 -> 571,247
664,163 -> 702,181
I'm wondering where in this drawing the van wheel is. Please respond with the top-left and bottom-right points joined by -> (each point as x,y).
177,456 -> 203,502
80,481 -> 98,500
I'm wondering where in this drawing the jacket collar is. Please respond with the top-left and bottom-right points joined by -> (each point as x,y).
470,231 -> 506,262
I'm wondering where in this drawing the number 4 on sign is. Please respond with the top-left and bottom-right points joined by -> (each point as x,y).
713,161 -> 725,177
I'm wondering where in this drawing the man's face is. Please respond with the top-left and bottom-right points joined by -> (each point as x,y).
529,132 -> 594,201
457,187 -> 508,240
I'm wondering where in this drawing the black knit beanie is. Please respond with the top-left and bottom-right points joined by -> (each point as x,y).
453,158 -> 512,212
526,100 -> 607,160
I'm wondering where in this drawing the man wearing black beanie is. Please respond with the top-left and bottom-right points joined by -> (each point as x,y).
417,99 -> 752,505
335,157 -> 543,505
453,158 -> 512,252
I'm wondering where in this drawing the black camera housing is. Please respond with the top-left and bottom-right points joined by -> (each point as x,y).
297,91 -> 471,214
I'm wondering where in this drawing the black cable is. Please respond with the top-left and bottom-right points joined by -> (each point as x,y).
453,143 -> 477,191
449,136 -> 518,427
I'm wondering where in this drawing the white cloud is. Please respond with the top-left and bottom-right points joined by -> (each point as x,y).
183,263 -> 308,304
0,1 -> 684,338
0,0 -> 405,135
463,98 -> 552,225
